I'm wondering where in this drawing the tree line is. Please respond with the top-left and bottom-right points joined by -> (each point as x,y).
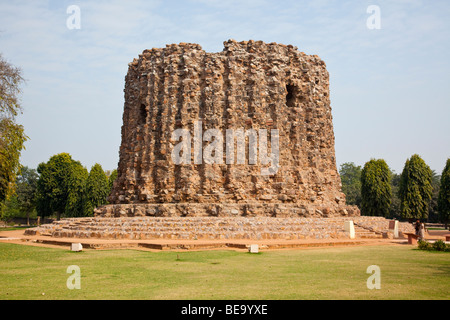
1,153 -> 117,223
1,54 -> 117,223
0,53 -> 27,207
340,155 -> 450,227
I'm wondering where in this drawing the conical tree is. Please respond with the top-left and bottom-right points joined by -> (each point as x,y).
398,154 -> 433,220
438,158 -> 450,229
108,169 -> 118,194
84,163 -> 109,216
360,159 -> 391,217
65,162 -> 88,217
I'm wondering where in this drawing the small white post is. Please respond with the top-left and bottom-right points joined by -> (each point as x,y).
344,221 -> 355,239
389,220 -> 399,238
248,244 -> 259,253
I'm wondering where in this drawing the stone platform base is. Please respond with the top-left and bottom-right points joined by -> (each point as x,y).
93,202 -> 360,218
24,216 -> 414,241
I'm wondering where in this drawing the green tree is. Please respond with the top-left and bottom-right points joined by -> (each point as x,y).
0,118 -> 27,202
438,158 -> 450,229
36,153 -> 87,220
398,154 -> 433,220
84,163 -> 109,216
339,162 -> 362,207
1,195 -> 20,221
0,54 -> 27,203
65,162 -> 88,217
360,159 -> 392,217
15,166 -> 39,225
389,171 -> 402,219
107,169 -> 117,193
428,170 -> 441,222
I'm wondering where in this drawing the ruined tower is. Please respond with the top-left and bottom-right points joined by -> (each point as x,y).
96,40 -> 359,218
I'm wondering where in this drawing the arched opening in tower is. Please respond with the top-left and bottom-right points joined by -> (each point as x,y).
139,104 -> 148,125
286,84 -> 296,108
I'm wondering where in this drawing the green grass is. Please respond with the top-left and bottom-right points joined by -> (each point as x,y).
0,243 -> 449,300
0,226 -> 34,232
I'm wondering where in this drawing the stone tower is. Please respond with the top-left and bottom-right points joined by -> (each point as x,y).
95,40 -> 359,218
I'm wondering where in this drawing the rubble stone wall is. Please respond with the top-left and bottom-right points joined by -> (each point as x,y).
98,40 -> 359,218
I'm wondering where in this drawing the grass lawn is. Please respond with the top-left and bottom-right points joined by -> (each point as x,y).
0,226 -> 34,232
0,243 -> 448,300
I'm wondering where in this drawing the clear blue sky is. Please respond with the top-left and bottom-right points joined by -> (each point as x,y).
1,0 -> 449,174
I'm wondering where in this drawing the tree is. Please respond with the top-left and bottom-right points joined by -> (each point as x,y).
389,170 -> 402,219
360,159 -> 392,217
0,118 -> 27,202
15,166 -> 39,225
398,154 -> 433,220
0,54 -> 27,203
65,161 -> 88,217
108,169 -> 117,193
0,53 -> 24,118
1,195 -> 20,221
36,153 -> 87,219
438,158 -> 450,229
339,162 -> 362,207
1,166 -> 38,224
428,170 -> 441,222
84,163 -> 109,216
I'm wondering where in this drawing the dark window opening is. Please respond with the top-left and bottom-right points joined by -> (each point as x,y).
139,104 -> 147,125
286,84 -> 296,108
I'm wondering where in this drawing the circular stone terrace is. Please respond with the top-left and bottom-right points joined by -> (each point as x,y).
7,216 -> 417,251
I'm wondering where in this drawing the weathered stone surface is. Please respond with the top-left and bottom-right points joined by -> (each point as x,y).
344,220 -> 355,239
97,39 -> 358,218
24,216 -> 414,240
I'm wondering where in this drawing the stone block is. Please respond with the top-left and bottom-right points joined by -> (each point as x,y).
71,243 -> 83,252
388,220 -> 399,238
344,221 -> 355,239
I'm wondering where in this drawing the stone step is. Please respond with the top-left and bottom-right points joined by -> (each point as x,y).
50,230 -> 349,240
25,216 -> 414,240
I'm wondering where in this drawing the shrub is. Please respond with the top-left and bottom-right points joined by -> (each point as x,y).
418,239 -> 431,250
432,240 -> 447,252
418,239 -> 450,252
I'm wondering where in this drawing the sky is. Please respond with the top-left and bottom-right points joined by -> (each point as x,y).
0,0 -> 449,174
